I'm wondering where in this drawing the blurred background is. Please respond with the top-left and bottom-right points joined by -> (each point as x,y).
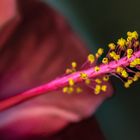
45,0 -> 140,140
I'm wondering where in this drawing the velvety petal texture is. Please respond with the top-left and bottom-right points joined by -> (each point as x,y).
0,0 -> 113,139
0,0 -> 18,28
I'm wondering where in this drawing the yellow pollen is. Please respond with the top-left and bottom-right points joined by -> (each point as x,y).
76,87 -> 82,93
68,78 -> 75,86
96,48 -> 104,58
114,55 -> 120,61
121,70 -> 128,78
127,79 -> 133,85
97,48 -> 104,55
85,79 -> 91,85
130,61 -> 136,68
124,82 -> 130,88
94,84 -> 101,95
127,36 -> 132,42
101,85 -> 107,92
102,57 -> 109,64
80,72 -> 88,80
95,78 -> 102,84
103,75 -> 109,81
108,43 -> 116,50
127,49 -> 133,58
68,87 -> 74,94
109,51 -> 116,58
88,54 -> 95,64
117,38 -> 126,49
135,58 -> 140,65
127,31 -> 132,37
127,49 -> 133,55
127,54 -> 132,59
127,31 -> 138,40
62,87 -> 68,93
116,67 -> 124,73
133,75 -> 138,81
132,31 -> 138,39
71,62 -> 77,68
94,66 -> 100,72
130,58 -> 140,68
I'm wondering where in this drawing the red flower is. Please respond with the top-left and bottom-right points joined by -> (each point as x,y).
0,0 -> 113,139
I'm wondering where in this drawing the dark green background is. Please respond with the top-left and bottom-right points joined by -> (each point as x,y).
44,1 -> 140,139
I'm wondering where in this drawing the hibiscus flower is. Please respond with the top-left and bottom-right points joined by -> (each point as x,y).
0,0 -> 113,139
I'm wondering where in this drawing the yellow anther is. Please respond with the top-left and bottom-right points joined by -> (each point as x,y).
109,51 -> 116,58
68,78 -> 75,86
102,57 -> 109,64
135,58 -> 140,65
132,31 -> 138,39
96,48 -> 104,58
127,54 -> 132,59
127,79 -> 133,85
76,87 -> 82,93
127,49 -> 133,55
127,49 -> 133,58
127,31 -> 132,37
80,72 -> 88,80
117,38 -> 126,49
130,59 -> 140,67
133,59 -> 137,64
133,75 -> 138,81
88,54 -> 95,64
127,31 -> 138,40
121,70 -> 128,78
85,78 -> 91,85
94,84 -> 101,95
95,78 -> 102,84
127,36 -> 132,42
71,62 -> 77,68
68,87 -> 74,94
130,61 -> 136,67
114,54 -> 120,61
97,48 -> 104,55
124,82 -> 130,88
62,87 -> 68,93
108,43 -> 116,50
103,75 -> 109,81
101,85 -> 107,92
116,67 -> 124,73
94,66 -> 100,72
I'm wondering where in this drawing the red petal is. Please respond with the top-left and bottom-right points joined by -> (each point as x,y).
0,0 -> 113,139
